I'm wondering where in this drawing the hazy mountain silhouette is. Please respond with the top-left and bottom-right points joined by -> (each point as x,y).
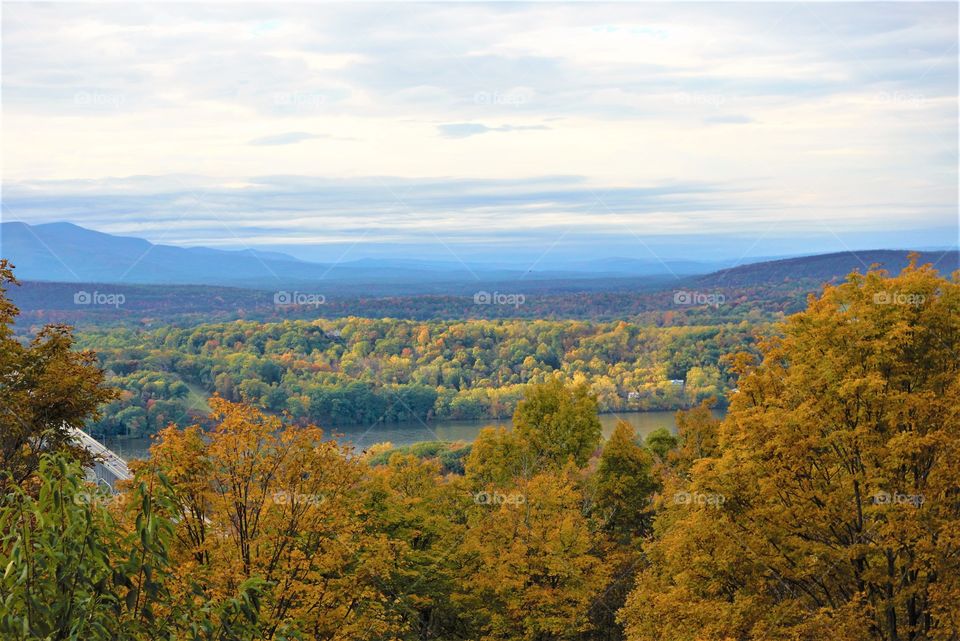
0,221 -> 727,287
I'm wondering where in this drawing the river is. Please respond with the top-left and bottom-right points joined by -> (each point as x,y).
103,409 -> 722,461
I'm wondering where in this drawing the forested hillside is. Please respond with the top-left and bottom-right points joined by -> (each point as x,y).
695,249 -> 958,287
77,317 -> 764,437
12,251 -> 952,332
9,275 -> 787,328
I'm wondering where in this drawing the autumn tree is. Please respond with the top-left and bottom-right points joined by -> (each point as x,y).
455,467 -> 610,641
459,380 -> 623,640
621,260 -> 960,641
363,452 -> 472,639
465,425 -> 538,487
139,397 -> 400,639
672,398 -> 721,470
0,260 -> 116,485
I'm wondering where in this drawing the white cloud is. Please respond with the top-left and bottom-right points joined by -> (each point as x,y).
1,2 -> 956,256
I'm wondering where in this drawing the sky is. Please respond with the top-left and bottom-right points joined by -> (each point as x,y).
1,2 -> 957,265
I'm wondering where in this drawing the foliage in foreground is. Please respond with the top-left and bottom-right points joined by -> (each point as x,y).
0,259 -> 117,487
621,259 -> 960,641
1,259 -> 958,641
0,455 -> 264,641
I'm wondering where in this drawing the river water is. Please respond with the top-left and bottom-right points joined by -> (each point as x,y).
104,409 -> 715,461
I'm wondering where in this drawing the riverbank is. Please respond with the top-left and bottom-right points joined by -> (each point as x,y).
104,409 -> 726,461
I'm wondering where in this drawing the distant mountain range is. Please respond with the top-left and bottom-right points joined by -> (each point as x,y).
695,250 -> 959,287
0,221 -> 730,288
4,224 -> 957,330
2,222 -> 956,295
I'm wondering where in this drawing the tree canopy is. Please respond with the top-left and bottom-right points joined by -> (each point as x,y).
621,259 -> 960,641
2,259 -> 958,641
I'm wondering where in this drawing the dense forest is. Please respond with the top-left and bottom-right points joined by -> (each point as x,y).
9,277 -> 794,329
75,317 -> 765,438
9,250 -> 952,331
1,257 -> 958,640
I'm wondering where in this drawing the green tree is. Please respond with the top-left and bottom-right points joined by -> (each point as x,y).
364,453 -> 471,639
589,422 -> 660,641
644,428 -> 678,461
593,421 -> 658,539
513,378 -> 602,468
465,426 -> 537,487
0,454 -> 264,640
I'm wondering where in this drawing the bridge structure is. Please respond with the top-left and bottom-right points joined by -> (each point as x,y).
68,427 -> 132,491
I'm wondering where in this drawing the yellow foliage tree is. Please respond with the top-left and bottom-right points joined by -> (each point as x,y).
456,468 -> 610,641
621,260 -> 960,641
137,397 -> 400,639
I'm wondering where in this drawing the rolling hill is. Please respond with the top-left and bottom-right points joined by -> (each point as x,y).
694,250 -> 959,287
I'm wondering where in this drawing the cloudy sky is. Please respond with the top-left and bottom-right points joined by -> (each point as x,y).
2,2 -> 957,264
